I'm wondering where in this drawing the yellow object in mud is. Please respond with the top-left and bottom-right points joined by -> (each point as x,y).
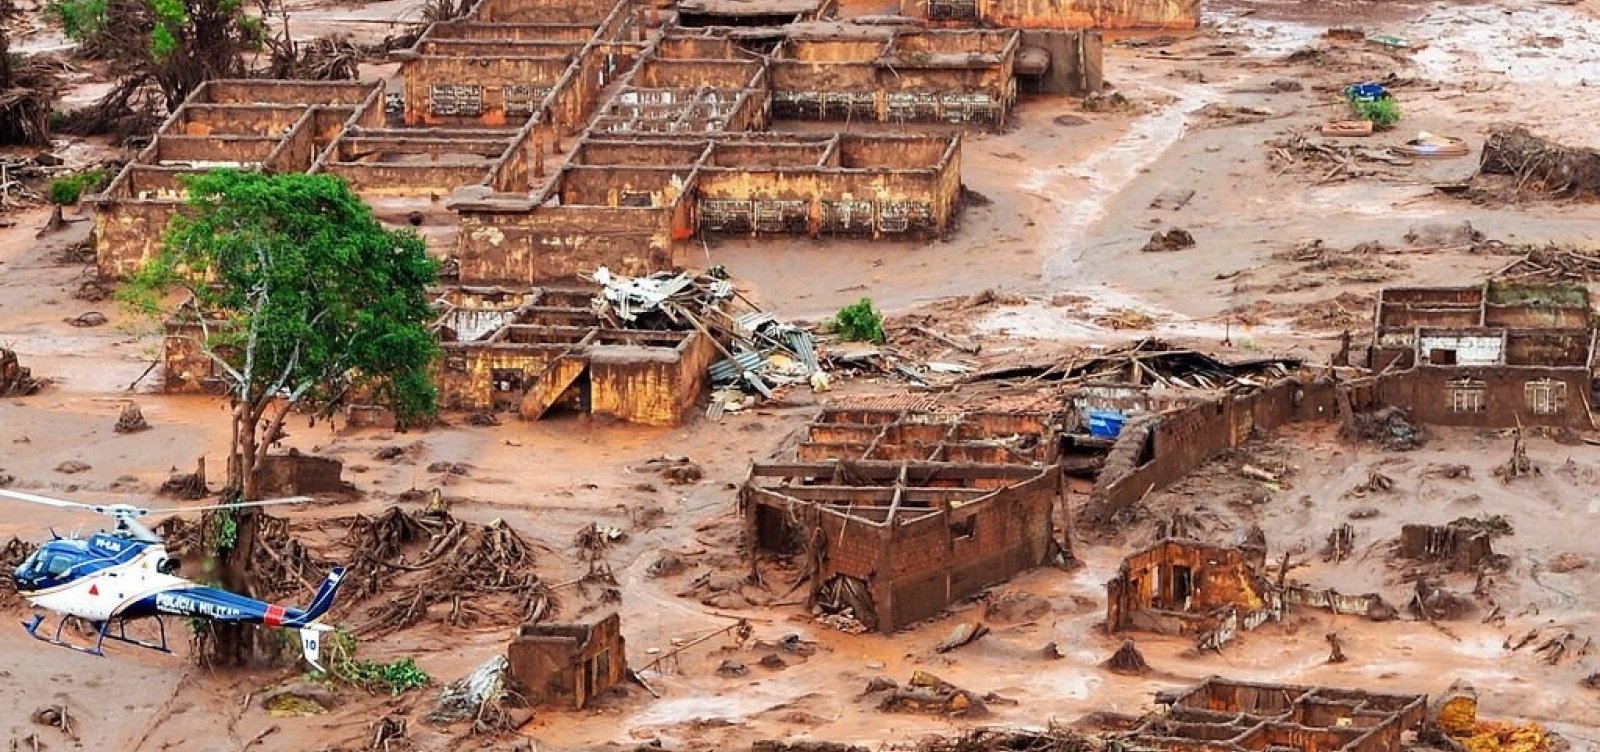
1456,721 -> 1552,752
1437,695 -> 1478,735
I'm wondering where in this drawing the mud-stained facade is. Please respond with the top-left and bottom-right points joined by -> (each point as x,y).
768,28 -> 1020,128
1397,523 -> 1498,573
453,132 -> 961,284
742,460 -> 1062,631
506,613 -> 627,710
89,80 -> 385,279
1366,282 -> 1596,428
902,0 -> 1199,30
1124,677 -> 1428,752
433,286 -> 716,426
1105,539 -> 1280,651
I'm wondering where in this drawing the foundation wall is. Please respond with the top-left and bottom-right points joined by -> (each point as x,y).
506,613 -> 626,710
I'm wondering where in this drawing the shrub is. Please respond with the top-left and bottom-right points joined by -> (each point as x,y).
1351,97 -> 1400,130
48,168 -> 107,205
832,297 -> 885,344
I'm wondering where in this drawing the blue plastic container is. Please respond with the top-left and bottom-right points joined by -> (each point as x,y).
1087,410 -> 1127,438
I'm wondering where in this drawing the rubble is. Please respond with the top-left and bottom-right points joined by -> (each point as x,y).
0,348 -> 41,396
1479,125 -> 1600,198
113,403 -> 150,434
1100,640 -> 1150,675
867,672 -> 989,717
1140,227 -> 1194,253
1347,407 -> 1425,451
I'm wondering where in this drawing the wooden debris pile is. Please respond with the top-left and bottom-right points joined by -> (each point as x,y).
968,338 -> 1299,393
1266,133 -> 1411,183
1494,243 -> 1600,282
263,36 -> 360,81
345,505 -> 553,636
1479,125 -> 1600,197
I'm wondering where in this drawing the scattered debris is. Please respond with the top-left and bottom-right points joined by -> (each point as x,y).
630,456 -> 703,485
716,659 -> 749,677
1325,632 -> 1347,664
1347,407 -> 1425,451
1324,523 -> 1354,563
113,403 -> 150,434
30,704 -> 75,740
867,672 -> 989,717
1493,426 -> 1537,481
1399,131 -> 1468,158
1140,227 -> 1195,253
159,459 -> 208,500
68,311 -> 107,327
1321,120 -> 1372,137
54,460 -> 90,474
934,622 -> 989,653
1479,125 -> 1600,198
0,348 -> 41,396
1101,640 -> 1150,675
430,654 -> 526,731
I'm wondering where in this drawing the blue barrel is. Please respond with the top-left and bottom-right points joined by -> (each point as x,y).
1088,410 -> 1127,438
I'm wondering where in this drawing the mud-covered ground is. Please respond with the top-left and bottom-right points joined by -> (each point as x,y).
2,0 -> 1600,748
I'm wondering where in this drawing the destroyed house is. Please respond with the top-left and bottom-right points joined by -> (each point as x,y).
902,0 -> 1198,30
396,0 -> 639,133
1105,539 -> 1280,651
744,460 -> 1061,631
1120,677 -> 1428,752
507,613 -> 627,710
1366,282 -> 1596,428
433,286 -> 716,426
453,131 -> 962,284
744,408 -> 1064,631
90,80 -> 385,278
768,28 -> 1020,128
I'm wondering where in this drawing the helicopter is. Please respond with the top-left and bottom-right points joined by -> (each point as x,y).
0,488 -> 346,669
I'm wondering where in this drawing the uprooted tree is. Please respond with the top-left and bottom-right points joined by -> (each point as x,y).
122,169 -> 439,666
50,0 -> 265,137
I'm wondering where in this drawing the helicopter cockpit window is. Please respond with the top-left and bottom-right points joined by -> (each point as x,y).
42,554 -> 74,577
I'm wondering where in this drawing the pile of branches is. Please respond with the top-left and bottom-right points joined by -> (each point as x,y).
910,727 -> 1098,752
343,506 -> 554,636
1,537 -> 38,605
1266,134 -> 1408,183
1479,126 -> 1600,197
263,36 -> 360,81
0,52 -> 67,146
1494,243 -> 1600,281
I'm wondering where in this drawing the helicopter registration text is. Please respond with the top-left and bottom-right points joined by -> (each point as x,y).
155,593 -> 243,620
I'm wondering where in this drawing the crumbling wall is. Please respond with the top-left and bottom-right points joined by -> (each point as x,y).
587,331 -> 716,426
254,452 -> 356,497
437,339 -> 581,411
506,612 -> 626,709
1387,366 -> 1590,429
1105,539 -> 1273,637
1398,524 -> 1495,572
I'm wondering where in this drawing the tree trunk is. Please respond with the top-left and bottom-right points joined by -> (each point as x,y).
202,398 -> 271,667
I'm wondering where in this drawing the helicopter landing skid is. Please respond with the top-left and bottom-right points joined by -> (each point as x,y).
23,613 -> 172,657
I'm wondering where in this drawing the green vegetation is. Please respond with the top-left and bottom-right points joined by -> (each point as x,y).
121,170 -> 438,667
48,168 -> 107,205
314,628 -> 432,695
831,297 -> 886,344
1351,97 -> 1400,130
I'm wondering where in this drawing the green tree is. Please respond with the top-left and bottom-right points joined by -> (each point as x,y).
122,170 -> 439,666
50,0 -> 262,111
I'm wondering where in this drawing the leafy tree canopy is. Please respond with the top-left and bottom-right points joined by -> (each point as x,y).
123,170 -> 440,495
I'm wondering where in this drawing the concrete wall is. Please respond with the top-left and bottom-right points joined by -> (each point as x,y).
456,203 -> 673,284
587,331 -> 716,426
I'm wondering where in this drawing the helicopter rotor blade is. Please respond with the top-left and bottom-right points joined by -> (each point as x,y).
0,489 -> 101,511
159,496 -> 315,514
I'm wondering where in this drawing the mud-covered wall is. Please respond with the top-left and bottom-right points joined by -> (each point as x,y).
437,342 -> 572,411
507,613 -> 626,709
1105,540 -> 1267,633
903,0 -> 1198,29
587,332 -> 715,426
456,204 -> 672,283
401,56 -> 575,127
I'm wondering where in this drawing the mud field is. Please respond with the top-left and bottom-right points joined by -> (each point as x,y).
1,0 -> 1599,748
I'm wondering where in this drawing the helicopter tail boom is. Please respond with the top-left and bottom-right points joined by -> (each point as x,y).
292,566 -> 346,625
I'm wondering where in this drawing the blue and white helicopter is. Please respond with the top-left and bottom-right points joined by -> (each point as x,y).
1,489 -> 346,669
